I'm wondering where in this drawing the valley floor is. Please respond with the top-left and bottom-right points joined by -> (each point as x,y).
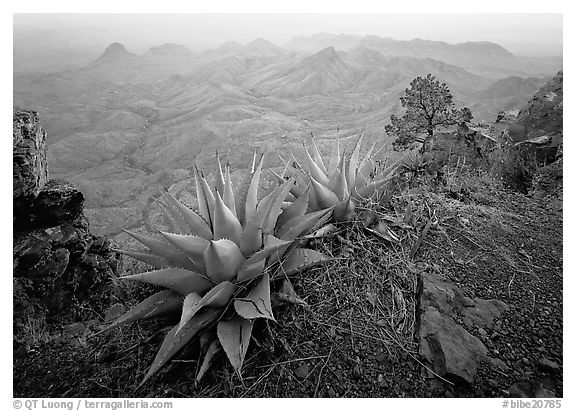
13,176 -> 563,398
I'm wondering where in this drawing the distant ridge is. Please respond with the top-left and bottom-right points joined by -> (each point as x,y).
144,43 -> 194,58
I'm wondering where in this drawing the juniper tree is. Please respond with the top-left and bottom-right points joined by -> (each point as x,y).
385,74 -> 472,152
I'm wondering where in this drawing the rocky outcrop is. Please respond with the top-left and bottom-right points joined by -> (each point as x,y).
517,71 -> 563,140
13,109 -> 122,329
417,271 -> 508,386
13,109 -> 48,212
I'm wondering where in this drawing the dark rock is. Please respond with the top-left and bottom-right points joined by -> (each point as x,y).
13,109 -> 48,210
417,271 -> 507,386
14,180 -> 84,231
507,380 -> 557,398
537,358 -> 560,374
419,306 -> 488,385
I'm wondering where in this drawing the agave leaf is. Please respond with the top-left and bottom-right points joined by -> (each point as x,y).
115,249 -> 169,270
103,290 -> 183,331
356,142 -> 376,186
239,223 -> 263,257
309,176 -> 340,209
310,133 -> 328,174
333,153 -> 349,201
245,152 -> 265,223
177,281 -> 236,334
353,175 -> 394,202
269,169 -> 307,198
204,239 -> 245,283
234,152 -> 257,226
277,248 -> 332,276
277,208 -> 333,241
261,177 -> 296,234
304,146 -> 330,187
122,230 -> 196,270
223,163 -> 237,217
162,191 -> 213,240
244,235 -> 292,266
276,185 -> 310,231
158,232 -> 209,273
327,138 -> 340,177
121,268 -> 213,295
275,278 -> 308,307
194,165 -> 212,228
347,132 -> 364,189
333,196 -> 356,222
234,272 -> 275,321
199,172 -> 216,225
140,308 -> 222,385
152,197 -> 180,234
217,316 -> 253,372
236,259 -> 266,282
213,191 -> 243,244
196,338 -> 221,382
214,152 -> 225,196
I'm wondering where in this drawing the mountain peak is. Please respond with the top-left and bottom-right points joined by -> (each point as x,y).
93,42 -> 135,65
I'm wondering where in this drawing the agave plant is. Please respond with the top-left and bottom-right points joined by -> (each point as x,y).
105,152 -> 332,385
272,133 -> 400,222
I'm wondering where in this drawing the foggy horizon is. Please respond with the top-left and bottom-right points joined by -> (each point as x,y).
14,13 -> 563,57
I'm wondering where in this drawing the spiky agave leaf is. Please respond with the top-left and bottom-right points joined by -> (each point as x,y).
114,249 -> 169,270
213,191 -> 243,244
161,190 -> 213,240
304,146 -> 330,187
140,308 -> 222,386
275,185 -> 310,231
309,176 -> 340,209
158,232 -> 209,273
276,208 -> 334,241
102,290 -> 184,331
120,268 -> 213,295
122,229 -> 196,270
217,316 -> 253,372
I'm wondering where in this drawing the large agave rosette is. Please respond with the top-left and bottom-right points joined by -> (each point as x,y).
105,152 -> 332,384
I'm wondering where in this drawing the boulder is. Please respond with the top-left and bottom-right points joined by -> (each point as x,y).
13,109 -> 48,210
14,180 -> 84,231
13,213 -> 122,315
417,271 -> 508,386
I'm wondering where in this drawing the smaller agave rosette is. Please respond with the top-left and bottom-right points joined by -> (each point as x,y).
273,133 -> 401,222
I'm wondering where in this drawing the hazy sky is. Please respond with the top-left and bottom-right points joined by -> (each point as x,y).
14,13 -> 563,55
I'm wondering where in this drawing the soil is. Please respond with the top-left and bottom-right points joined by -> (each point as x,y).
13,173 -> 563,398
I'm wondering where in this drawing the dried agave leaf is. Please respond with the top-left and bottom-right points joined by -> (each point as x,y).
277,248 -> 332,276
196,338 -> 221,382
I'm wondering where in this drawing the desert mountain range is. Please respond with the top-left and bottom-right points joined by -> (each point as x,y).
13,34 -> 562,240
